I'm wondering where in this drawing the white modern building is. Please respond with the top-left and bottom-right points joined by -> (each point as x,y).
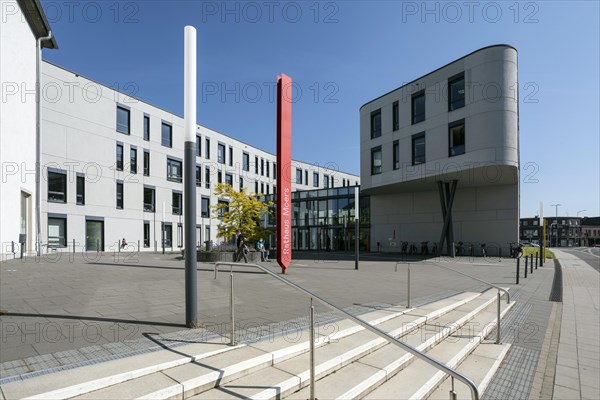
360,45 -> 519,255
34,61 -> 359,253
0,0 -> 58,256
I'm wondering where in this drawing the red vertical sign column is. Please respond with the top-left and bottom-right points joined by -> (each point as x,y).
276,74 -> 292,274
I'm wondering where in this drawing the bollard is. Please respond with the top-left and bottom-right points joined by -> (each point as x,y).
154,240 -> 157,252
499,247 -> 502,260
530,254 -> 533,274
11,241 -> 15,254
524,256 -> 528,278
138,240 -> 140,253
118,239 -> 121,253
96,239 -> 99,254
516,257 -> 520,284
540,247 -> 544,267
535,252 -> 538,269
73,238 -> 75,254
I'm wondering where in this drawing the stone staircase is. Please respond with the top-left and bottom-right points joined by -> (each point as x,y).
0,288 -> 513,400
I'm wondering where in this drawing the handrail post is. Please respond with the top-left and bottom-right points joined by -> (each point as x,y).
450,376 -> 457,400
496,291 -> 501,344
309,298 -> 316,400
230,270 -> 235,346
407,263 -> 411,309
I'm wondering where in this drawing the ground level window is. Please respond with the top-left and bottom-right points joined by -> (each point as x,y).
48,217 -> 67,247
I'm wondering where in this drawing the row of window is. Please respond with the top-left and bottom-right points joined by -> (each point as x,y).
370,73 -> 465,139
371,120 -> 465,175
117,105 -> 174,148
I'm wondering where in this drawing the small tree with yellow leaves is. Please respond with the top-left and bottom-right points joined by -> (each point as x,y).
212,183 -> 273,244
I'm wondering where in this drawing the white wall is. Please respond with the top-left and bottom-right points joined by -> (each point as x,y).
0,1 -> 37,257
39,62 -> 360,252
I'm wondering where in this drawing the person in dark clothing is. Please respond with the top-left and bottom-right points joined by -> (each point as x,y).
235,230 -> 248,263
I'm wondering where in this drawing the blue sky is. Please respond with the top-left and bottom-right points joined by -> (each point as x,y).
41,0 -> 599,217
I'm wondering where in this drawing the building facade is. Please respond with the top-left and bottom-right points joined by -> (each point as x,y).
0,0 -> 58,256
34,62 -> 359,254
581,217 -> 600,247
360,45 -> 519,255
543,217 -> 582,247
519,217 -> 542,244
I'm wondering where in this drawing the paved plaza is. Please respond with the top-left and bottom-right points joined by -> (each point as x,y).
0,248 -> 598,399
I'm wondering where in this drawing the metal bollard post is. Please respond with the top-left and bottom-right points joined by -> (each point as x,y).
138,240 -> 140,253
535,252 -> 538,269
496,291 -> 501,344
230,271 -> 235,346
73,238 -> 75,254
309,298 -> 316,400
516,258 -> 520,284
11,241 -> 15,255
524,256 -> 528,278
96,239 -> 99,254
449,376 -> 457,400
118,239 -> 121,253
540,247 -> 544,267
407,264 -> 411,309
530,254 -> 533,274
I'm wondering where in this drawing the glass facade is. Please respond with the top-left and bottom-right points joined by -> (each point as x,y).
263,186 -> 370,252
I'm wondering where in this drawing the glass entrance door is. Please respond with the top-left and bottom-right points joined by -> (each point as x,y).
86,220 -> 104,251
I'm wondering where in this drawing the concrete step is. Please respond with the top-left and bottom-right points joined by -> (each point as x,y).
56,292 -> 478,399
187,290 -> 502,400
426,343 -> 511,400
362,295 -> 514,399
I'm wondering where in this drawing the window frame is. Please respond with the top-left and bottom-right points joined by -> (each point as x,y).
412,133 -> 426,165
201,196 -> 210,218
143,150 -> 150,176
48,216 -> 67,247
313,172 -> 319,187
116,105 -> 130,135
76,174 -> 85,205
196,165 -> 201,186
448,72 -> 465,111
161,121 -> 172,148
371,146 -> 382,175
217,143 -> 226,164
130,147 -> 137,174
172,191 -> 182,215
411,90 -> 425,124
143,114 -> 150,141
392,101 -> 399,131
116,181 -> 124,209
116,143 -> 124,171
370,108 -> 382,138
205,137 -> 210,159
143,186 -> 155,212
166,157 -> 183,183
196,135 -> 201,157
243,152 -> 250,171
448,119 -> 466,157
48,170 -> 67,203
393,140 -> 400,170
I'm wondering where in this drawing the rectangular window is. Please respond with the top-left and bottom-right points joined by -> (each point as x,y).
324,175 -> 329,188
392,101 -> 399,131
449,120 -> 465,157
161,122 -> 172,147
393,140 -> 400,170
225,173 -> 233,186
196,165 -> 201,186
217,171 -> 222,183
205,166 -> 211,189
266,161 -> 270,178
412,91 -> 425,124
167,158 -> 183,182
261,182 -> 264,194
261,158 -> 264,176
143,187 -> 155,212
296,168 -> 303,184
448,73 -> 465,111
130,147 -> 137,174
48,170 -> 67,202
370,109 -> 381,138
116,181 -> 124,209
172,191 -> 182,215
229,146 -> 233,167
116,143 -> 124,171
243,152 -> 250,171
143,115 -> 150,141
205,138 -> 210,159
143,150 -> 150,176
239,177 -> 244,191
196,135 -> 201,157
273,163 -> 277,179
48,217 -> 67,247
266,185 -> 270,195
255,181 -> 259,194
371,146 -> 382,175
201,197 -> 210,218
412,134 -> 425,165
305,170 -> 308,185
313,172 -> 319,187
76,175 -> 85,205
255,156 -> 259,174
218,143 -> 226,164
116,105 -> 130,134
218,200 -> 229,217
144,222 -> 150,247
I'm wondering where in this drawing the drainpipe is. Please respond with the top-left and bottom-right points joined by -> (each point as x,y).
36,31 -> 52,256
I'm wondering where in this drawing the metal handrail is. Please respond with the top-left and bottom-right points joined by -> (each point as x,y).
215,262 -> 479,400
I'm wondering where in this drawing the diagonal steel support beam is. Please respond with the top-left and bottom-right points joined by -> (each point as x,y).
437,180 -> 458,256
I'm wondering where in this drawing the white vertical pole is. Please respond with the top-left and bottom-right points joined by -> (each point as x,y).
184,26 -> 198,328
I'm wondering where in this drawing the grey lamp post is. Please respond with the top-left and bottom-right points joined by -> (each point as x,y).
551,204 -> 561,247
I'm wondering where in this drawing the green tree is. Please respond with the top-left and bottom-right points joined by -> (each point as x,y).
212,183 -> 273,243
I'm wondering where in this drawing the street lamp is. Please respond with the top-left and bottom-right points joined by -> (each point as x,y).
577,209 -> 587,217
550,203 -> 561,247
